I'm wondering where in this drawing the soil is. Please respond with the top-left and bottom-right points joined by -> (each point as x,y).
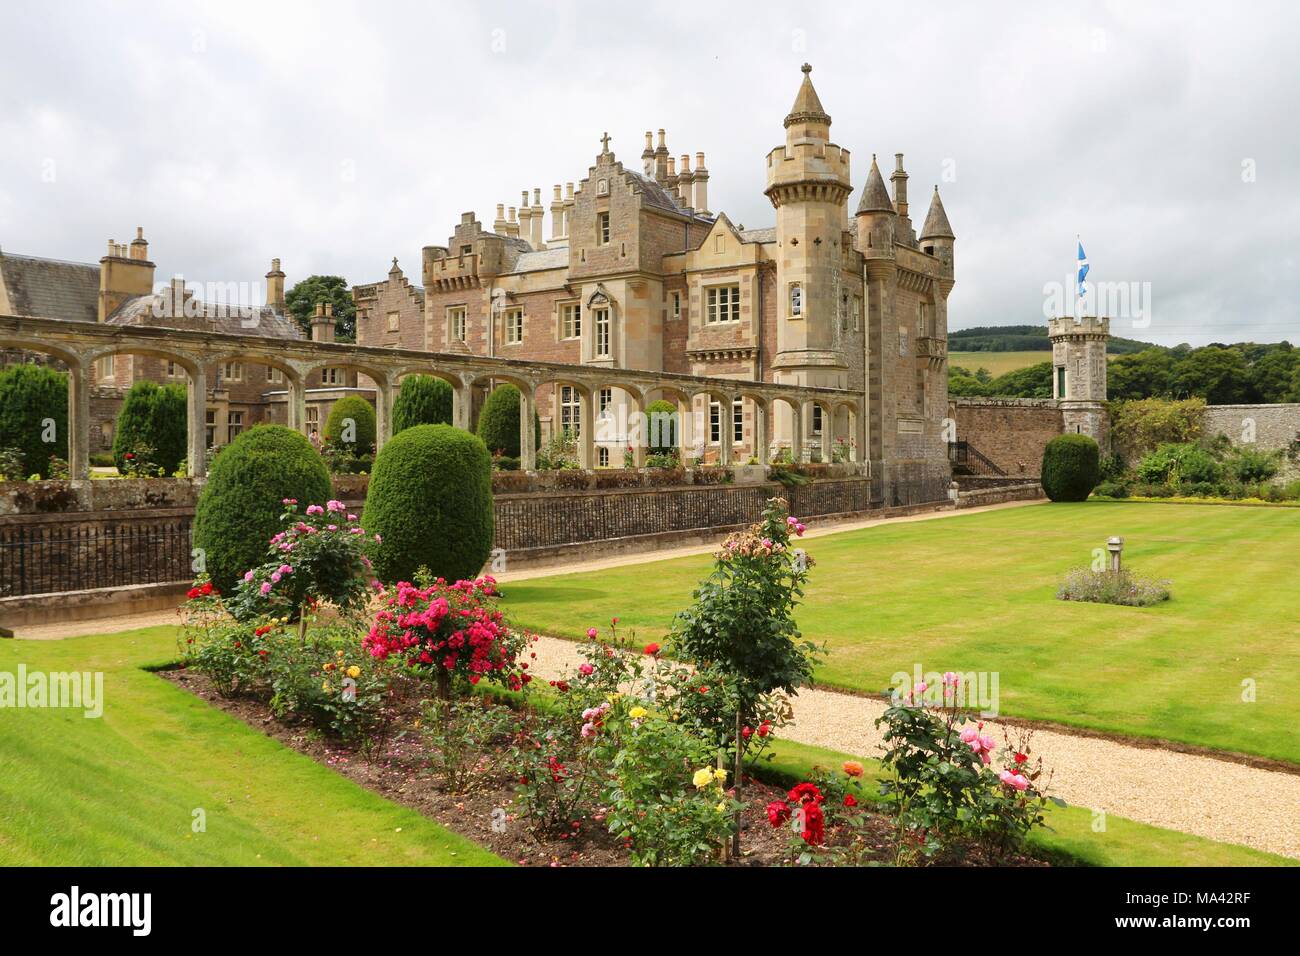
159,666 -> 1047,868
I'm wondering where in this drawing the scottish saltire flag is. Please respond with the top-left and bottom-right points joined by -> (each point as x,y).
1076,239 -> 1090,298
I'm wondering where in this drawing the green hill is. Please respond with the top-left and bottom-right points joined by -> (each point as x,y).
949,325 -> 1156,355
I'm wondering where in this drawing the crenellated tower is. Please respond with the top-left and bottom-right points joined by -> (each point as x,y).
764,63 -> 853,398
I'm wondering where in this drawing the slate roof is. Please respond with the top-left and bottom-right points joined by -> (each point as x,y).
738,228 -> 776,244
509,247 -> 570,273
0,253 -> 100,322
107,294 -> 304,340
856,156 -> 894,214
919,187 -> 955,240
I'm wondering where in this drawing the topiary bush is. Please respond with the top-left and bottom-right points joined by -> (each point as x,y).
362,424 -> 493,584
0,363 -> 68,478
476,384 -> 539,459
324,395 -> 376,454
392,375 -> 454,433
645,399 -> 679,456
112,380 -> 188,475
1040,434 -> 1100,502
192,425 -> 332,593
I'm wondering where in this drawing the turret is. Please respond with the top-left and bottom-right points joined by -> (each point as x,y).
919,185 -> 955,281
855,154 -> 895,264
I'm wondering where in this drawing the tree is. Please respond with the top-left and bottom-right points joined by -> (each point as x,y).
362,424 -> 494,584
1107,349 -> 1176,401
987,362 -> 1052,399
323,395 -> 376,454
0,363 -> 68,478
645,399 -> 678,455
475,384 -> 539,459
1173,346 -> 1250,405
284,275 -> 356,342
112,381 -> 187,475
392,375 -> 454,433
1040,434 -> 1101,502
192,425 -> 332,593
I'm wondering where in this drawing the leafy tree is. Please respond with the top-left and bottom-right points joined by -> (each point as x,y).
1108,397 -> 1205,463
112,381 -> 187,475
284,275 -> 356,342
1245,344 -> 1297,403
1040,434 -> 1101,502
644,399 -> 678,455
0,363 -> 68,478
476,384 -> 540,459
362,424 -> 494,584
323,395 -> 376,454
1173,346 -> 1250,405
1107,348 -> 1176,401
392,375 -> 454,433
988,362 -> 1052,398
192,425 -> 332,593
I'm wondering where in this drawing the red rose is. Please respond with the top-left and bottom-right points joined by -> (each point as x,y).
787,782 -> 824,806
801,801 -> 825,845
757,722 -> 771,737
741,726 -> 753,739
644,643 -> 660,656
186,588 -> 200,600
766,801 -> 791,828
843,794 -> 857,807
1014,752 -> 1028,764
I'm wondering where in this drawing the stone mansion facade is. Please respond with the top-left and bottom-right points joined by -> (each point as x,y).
355,64 -> 957,499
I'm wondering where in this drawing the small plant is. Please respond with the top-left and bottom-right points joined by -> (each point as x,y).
0,447 -> 24,481
423,696 -> 517,793
1057,567 -> 1171,606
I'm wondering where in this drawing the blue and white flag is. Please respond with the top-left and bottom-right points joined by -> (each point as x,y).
1076,239 -> 1090,298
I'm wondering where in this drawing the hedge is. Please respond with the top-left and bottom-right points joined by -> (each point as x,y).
324,396 -> 376,454
192,425 -> 332,593
0,364 -> 68,478
645,399 -> 678,455
476,384 -> 539,459
392,375 -> 453,433
112,380 -> 187,475
1041,434 -> 1101,502
362,424 -> 493,584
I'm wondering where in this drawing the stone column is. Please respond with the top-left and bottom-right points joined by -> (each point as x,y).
627,393 -> 646,468
677,396 -> 693,463
67,358 -> 91,480
718,396 -> 733,467
288,374 -> 306,435
790,400 -> 804,463
578,389 -> 594,469
755,401 -> 770,465
519,385 -> 538,472
374,376 -> 392,453
186,365 -> 207,479
453,378 -> 472,431
820,403 -> 833,463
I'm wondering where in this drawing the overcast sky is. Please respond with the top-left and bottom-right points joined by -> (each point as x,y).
2,0 -> 1296,346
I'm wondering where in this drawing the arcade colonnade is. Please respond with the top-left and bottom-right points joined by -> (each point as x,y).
0,315 -> 864,479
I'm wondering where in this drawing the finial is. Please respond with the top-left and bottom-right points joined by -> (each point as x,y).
392,256 -> 398,266
600,131 -> 611,153
801,63 -> 812,74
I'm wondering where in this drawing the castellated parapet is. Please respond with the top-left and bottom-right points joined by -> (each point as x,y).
1048,315 -> 1109,447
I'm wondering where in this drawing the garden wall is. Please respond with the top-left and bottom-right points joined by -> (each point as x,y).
948,399 -> 1064,477
1201,404 -> 1300,450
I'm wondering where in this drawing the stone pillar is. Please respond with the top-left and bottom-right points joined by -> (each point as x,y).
519,386 -> 538,472
628,393 -> 646,468
453,379 -> 472,431
374,376 -> 392,453
790,400 -> 803,463
67,358 -> 91,480
718,396 -> 733,467
288,374 -> 307,435
820,403 -> 833,463
578,389 -> 594,469
677,396 -> 692,463
186,365 -> 207,478
755,401 -> 770,465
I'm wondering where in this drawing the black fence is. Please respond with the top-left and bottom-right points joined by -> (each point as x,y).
0,519 -> 193,598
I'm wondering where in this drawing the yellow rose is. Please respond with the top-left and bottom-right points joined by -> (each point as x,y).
347,665 -> 361,679
713,768 -> 728,784
629,706 -> 647,719
716,802 -> 727,813
321,681 -> 331,692
692,768 -> 715,789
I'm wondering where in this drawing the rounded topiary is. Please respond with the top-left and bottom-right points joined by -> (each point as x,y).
363,424 -> 493,584
392,374 -> 453,433
476,384 -> 540,459
192,425 -> 332,592
324,395 -> 376,453
1041,434 -> 1101,502
112,380 -> 187,474
645,399 -> 679,455
0,363 -> 67,478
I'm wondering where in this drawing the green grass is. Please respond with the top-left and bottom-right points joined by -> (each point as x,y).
755,740 -> 1293,867
949,350 -> 1051,376
501,501 -> 1300,765
0,628 -> 505,866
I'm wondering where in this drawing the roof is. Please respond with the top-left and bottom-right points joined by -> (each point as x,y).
785,64 -> 831,128
856,156 -> 894,214
509,247 -> 569,273
0,253 -> 100,322
919,186 -> 955,240
738,227 -> 776,244
107,294 -> 304,340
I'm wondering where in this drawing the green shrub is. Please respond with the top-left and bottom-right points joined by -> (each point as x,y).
645,399 -> 679,455
362,424 -> 493,584
324,395 -> 376,454
1040,434 -> 1100,502
1108,397 -> 1205,463
475,384 -> 539,459
111,380 -> 187,475
392,375 -> 453,433
192,425 -> 332,593
1136,441 -> 1222,487
1225,447 -> 1280,484
89,451 -> 115,468
0,364 -> 68,478
1092,480 -> 1129,499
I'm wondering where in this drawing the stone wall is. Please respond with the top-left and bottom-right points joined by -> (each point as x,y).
949,398 -> 1064,477
1201,404 -> 1300,450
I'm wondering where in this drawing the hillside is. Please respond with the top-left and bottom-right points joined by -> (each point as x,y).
949,324 -> 1156,355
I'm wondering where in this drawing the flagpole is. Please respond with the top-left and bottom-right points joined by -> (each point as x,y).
1074,233 -> 1081,324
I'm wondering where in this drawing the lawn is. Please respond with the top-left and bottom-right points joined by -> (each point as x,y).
500,501 -> 1300,765
0,628 -> 505,866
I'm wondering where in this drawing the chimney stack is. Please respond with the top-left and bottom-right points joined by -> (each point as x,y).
311,301 -> 335,343
693,152 -> 710,215
265,257 -> 285,309
654,129 -> 669,183
530,187 -> 545,250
